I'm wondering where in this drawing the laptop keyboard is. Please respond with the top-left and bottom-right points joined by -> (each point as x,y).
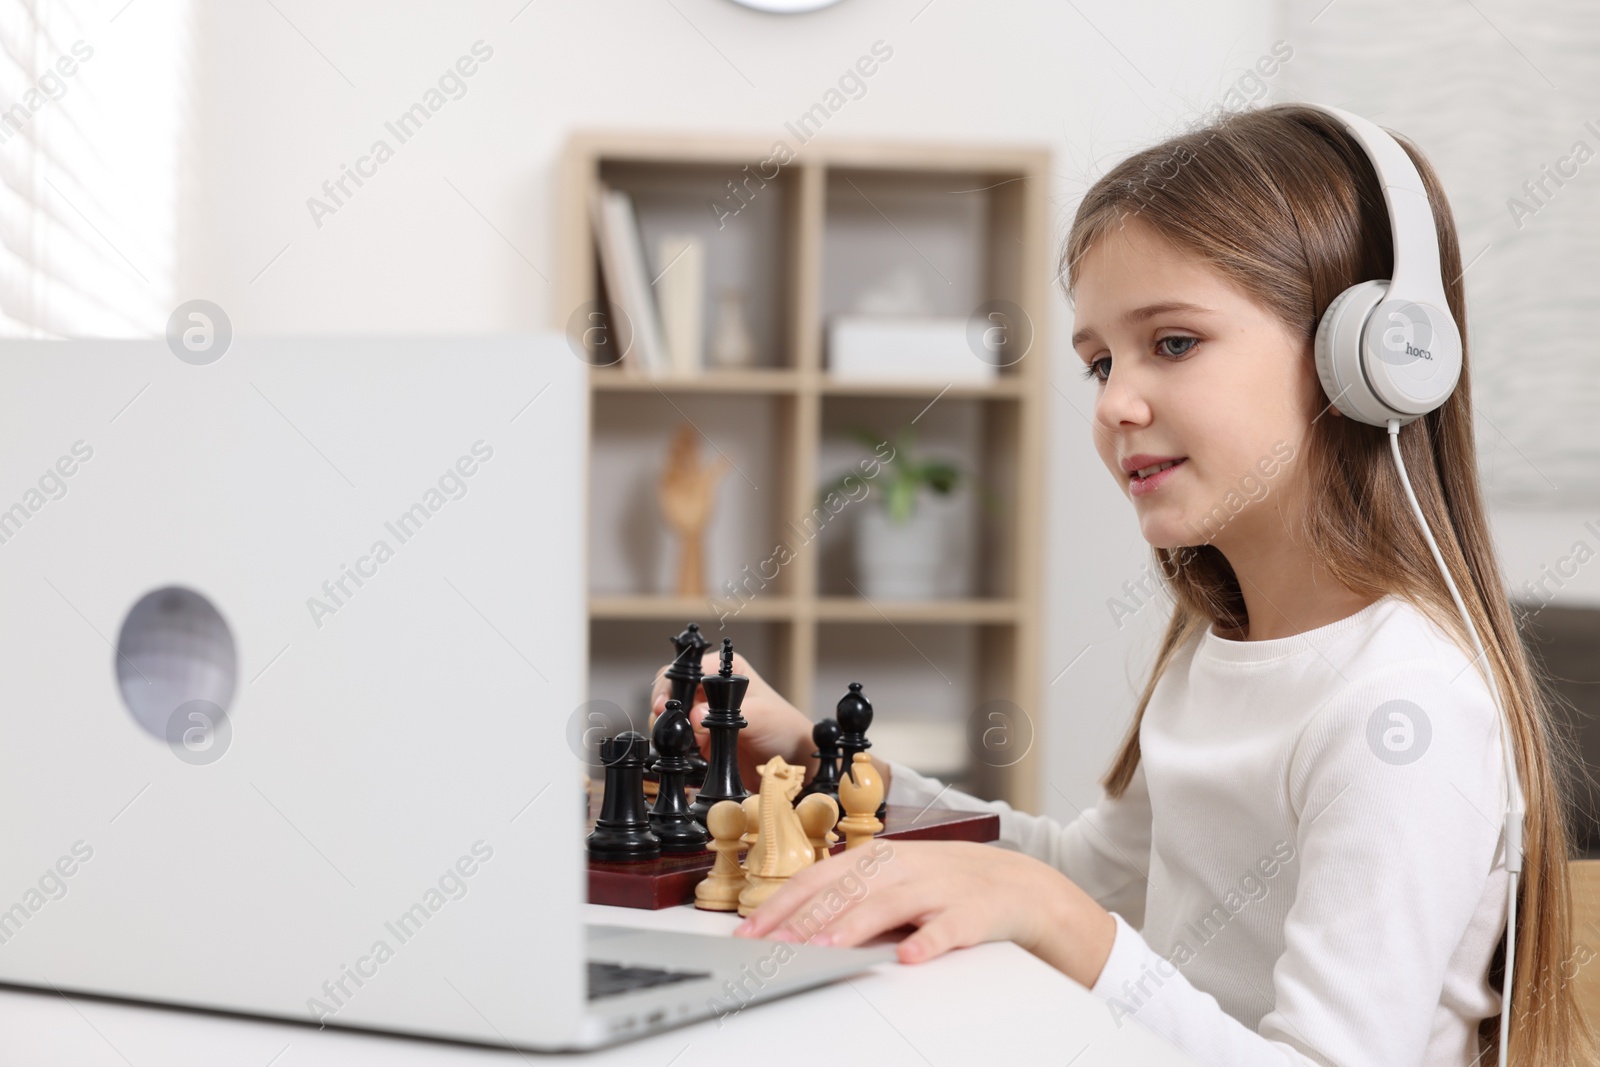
587,960 -> 711,1001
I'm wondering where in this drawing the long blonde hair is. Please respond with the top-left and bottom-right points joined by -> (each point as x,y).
1061,103 -> 1592,1065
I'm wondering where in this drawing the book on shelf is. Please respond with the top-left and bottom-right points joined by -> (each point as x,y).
588,180 -> 668,375
654,233 -> 705,376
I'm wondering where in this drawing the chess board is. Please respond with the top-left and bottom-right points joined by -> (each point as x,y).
586,786 -> 1000,910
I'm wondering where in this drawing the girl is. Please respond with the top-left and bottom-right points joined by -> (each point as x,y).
652,104 -> 1590,1066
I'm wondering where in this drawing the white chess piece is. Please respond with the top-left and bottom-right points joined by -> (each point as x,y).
837,753 -> 884,850
796,793 -> 839,863
694,800 -> 747,912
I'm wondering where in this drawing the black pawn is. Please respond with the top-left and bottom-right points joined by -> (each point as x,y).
650,700 -> 710,853
662,622 -> 711,787
836,682 -> 886,822
798,718 -> 843,811
587,731 -> 660,863
688,638 -> 748,822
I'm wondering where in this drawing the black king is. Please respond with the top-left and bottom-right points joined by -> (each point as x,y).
687,638 -> 748,823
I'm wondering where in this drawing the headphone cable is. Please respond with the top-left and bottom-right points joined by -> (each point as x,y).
1388,419 -> 1523,1067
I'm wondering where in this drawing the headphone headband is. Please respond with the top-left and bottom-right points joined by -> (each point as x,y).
1315,106 -> 1451,312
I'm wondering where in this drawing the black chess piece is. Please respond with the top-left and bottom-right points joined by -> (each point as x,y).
586,731 -> 661,862
688,638 -> 748,822
836,682 -> 886,822
649,700 -> 710,852
655,622 -> 711,788
798,718 -> 843,812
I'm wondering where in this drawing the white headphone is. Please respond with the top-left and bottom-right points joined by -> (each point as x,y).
1304,103 -> 1524,1066
1310,104 -> 1464,427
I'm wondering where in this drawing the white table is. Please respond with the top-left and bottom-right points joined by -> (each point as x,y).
0,903 -> 1197,1065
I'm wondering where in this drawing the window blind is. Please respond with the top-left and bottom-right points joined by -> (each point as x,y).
0,0 -> 189,338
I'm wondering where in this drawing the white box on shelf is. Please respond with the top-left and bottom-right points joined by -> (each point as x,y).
827,315 -> 997,383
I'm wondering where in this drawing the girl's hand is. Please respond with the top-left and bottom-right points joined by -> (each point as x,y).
732,840 -> 1118,988
649,650 -> 816,789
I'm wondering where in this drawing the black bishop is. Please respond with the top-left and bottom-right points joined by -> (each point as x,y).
836,681 -> 886,822
649,700 -> 710,852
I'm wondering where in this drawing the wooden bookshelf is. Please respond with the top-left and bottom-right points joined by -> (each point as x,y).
555,131 -> 1050,808
589,367 -> 803,394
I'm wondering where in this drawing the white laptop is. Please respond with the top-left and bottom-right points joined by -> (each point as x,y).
0,335 -> 892,1049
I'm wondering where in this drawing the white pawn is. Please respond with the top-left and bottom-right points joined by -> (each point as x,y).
740,794 -> 761,854
796,793 -> 839,863
694,801 -> 746,912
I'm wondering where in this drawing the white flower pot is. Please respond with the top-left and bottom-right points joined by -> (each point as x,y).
854,496 -> 970,600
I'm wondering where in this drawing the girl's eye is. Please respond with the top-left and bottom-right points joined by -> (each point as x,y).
1080,337 -> 1197,384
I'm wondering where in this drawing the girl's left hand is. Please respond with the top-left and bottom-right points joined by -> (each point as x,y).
731,839 -> 1118,988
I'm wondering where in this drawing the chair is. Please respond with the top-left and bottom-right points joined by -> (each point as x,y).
1570,859 -> 1600,1027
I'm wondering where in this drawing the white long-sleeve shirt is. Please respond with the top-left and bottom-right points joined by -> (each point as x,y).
886,595 -> 1511,1066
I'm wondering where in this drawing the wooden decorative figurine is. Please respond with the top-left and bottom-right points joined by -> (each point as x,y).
657,423 -> 729,597
837,752 -> 884,850
737,756 -> 813,917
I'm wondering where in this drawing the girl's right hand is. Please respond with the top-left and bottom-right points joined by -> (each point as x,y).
649,650 -> 817,788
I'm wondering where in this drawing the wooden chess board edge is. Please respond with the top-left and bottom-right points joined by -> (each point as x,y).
587,808 -> 1001,910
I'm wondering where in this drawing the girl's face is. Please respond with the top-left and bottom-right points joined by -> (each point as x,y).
1071,216 -> 1323,554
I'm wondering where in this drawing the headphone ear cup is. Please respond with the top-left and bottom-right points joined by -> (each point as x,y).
1314,279 -> 1392,426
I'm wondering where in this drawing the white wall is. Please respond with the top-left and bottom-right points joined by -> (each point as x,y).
1492,510 -> 1600,610
177,0 -> 1277,816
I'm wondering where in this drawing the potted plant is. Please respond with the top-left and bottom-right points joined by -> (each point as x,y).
821,425 -> 971,600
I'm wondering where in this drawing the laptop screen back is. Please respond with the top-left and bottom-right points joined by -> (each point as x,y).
0,336 -> 587,1046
